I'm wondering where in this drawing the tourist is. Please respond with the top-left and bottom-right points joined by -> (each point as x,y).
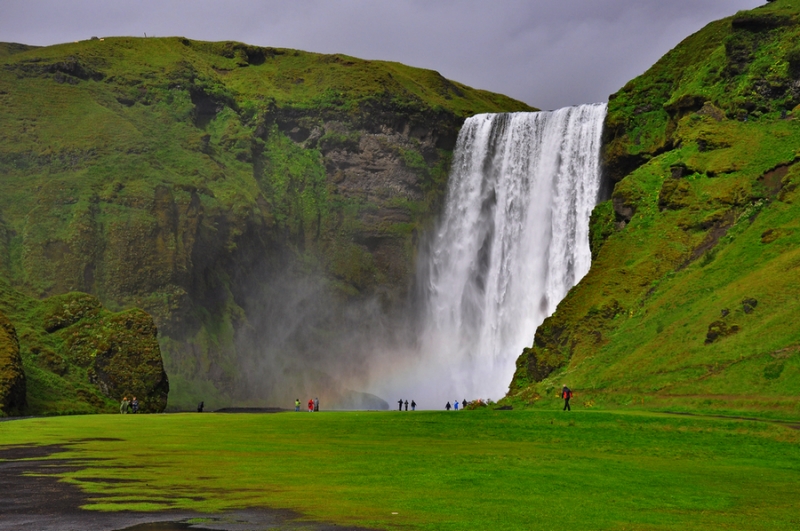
314,397 -> 319,412
445,401 -> 451,411
463,398 -> 467,409
120,397 -> 129,414
411,400 -> 416,411
295,398 -> 300,412
197,401 -> 204,413
398,399 -> 403,411
308,398 -> 314,412
130,397 -> 139,414
562,385 -> 572,411
404,400 -> 408,411
454,400 -> 459,411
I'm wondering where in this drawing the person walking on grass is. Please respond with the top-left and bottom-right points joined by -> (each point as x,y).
562,385 -> 572,411
454,400 -> 459,411
130,397 -> 139,414
445,401 -> 451,411
120,397 -> 129,414
314,397 -> 319,412
404,400 -> 408,411
411,400 -> 416,411
295,398 -> 300,412
398,399 -> 403,411
308,398 -> 314,412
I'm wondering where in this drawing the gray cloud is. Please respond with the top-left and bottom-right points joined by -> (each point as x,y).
2,0 -> 764,109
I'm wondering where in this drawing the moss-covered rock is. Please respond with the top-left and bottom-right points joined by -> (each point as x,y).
40,293 -> 169,412
0,279 -> 168,415
588,200 -> 617,259
0,310 -> 26,416
84,310 -> 168,412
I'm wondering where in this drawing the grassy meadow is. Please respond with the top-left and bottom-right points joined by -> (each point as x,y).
2,409 -> 799,530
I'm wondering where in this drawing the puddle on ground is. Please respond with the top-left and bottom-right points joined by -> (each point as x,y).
118,523 -> 221,531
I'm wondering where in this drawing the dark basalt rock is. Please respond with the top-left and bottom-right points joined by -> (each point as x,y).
612,195 -> 635,223
742,298 -> 758,314
705,320 -> 740,344
670,163 -> 689,179
731,12 -> 793,32
7,56 -> 105,83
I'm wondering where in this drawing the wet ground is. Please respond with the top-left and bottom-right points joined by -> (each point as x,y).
0,444 -> 376,531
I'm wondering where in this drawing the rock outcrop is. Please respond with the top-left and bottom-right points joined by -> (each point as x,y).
42,293 -> 169,412
0,310 -> 26,416
1,277 -> 168,415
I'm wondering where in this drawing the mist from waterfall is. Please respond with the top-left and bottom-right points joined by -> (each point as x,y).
372,104 -> 607,405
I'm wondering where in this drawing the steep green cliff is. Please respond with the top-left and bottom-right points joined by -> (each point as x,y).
0,37 -> 534,411
509,0 -> 800,417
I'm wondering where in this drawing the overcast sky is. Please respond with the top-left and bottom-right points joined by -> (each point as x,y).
3,1 -> 765,110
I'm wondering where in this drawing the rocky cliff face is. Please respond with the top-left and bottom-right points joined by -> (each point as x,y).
509,0 -> 800,415
0,38 -> 534,410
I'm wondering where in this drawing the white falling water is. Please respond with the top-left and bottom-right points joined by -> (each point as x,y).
406,103 -> 607,404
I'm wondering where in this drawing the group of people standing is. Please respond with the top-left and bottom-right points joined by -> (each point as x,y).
296,397 -> 319,412
445,399 -> 467,411
397,399 -> 416,411
119,397 -> 139,414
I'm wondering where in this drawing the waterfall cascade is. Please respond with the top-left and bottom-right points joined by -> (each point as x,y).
413,103 -> 607,402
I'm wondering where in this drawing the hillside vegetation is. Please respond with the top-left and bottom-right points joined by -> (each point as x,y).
509,0 -> 800,417
0,37 -> 534,414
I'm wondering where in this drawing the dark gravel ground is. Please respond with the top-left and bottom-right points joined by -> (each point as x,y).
0,443 -> 379,531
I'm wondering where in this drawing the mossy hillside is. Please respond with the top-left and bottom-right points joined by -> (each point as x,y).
603,0 -> 800,182
0,37 -> 534,410
0,278 -> 167,415
509,0 -> 800,416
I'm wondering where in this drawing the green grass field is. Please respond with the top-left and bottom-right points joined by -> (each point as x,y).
2,410 -> 799,530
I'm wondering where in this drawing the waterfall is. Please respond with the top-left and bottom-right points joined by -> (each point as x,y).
411,103 -> 607,402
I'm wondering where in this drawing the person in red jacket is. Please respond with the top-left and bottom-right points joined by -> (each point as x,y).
562,385 -> 572,411
308,398 -> 314,412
